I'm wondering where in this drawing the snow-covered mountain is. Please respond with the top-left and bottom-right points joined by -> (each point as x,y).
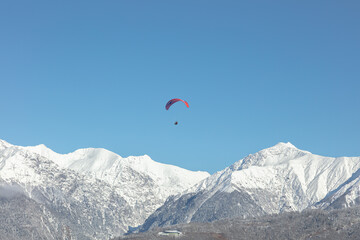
140,142 -> 360,231
22,143 -> 210,225
315,168 -> 360,210
0,141 -> 131,239
0,139 -> 209,239
2,139 -> 360,238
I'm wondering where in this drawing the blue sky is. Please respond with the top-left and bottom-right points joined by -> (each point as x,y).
1,1 -> 359,173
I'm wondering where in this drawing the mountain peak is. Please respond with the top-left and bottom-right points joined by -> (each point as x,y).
231,142 -> 309,171
273,142 -> 296,149
31,143 -> 51,152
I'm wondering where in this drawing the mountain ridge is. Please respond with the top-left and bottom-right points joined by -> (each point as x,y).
0,138 -> 210,239
2,139 -> 360,239
139,142 -> 360,232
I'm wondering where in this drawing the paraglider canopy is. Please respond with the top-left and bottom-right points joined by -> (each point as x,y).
165,98 -> 189,126
165,98 -> 189,110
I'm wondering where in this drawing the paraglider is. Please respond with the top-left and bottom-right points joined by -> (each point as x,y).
165,98 -> 189,110
165,98 -> 189,125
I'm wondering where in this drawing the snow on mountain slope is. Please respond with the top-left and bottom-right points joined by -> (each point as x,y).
3,139 -> 209,227
228,143 -> 360,210
140,142 -> 360,231
0,141 -> 132,239
315,168 -> 360,210
189,142 -> 360,211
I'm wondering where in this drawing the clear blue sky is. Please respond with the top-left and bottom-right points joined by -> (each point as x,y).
1,1 -> 359,174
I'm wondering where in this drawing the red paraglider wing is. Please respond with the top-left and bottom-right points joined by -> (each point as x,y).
165,98 -> 189,110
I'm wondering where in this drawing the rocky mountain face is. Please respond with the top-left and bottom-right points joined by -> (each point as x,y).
0,139 -> 209,239
22,143 -> 210,227
139,142 -> 360,232
0,185 -> 59,240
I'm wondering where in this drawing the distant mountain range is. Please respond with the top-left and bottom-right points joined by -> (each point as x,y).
1,139 -> 360,240
0,139 -> 209,239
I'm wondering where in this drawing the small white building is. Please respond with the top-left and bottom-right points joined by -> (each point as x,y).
158,229 -> 182,237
